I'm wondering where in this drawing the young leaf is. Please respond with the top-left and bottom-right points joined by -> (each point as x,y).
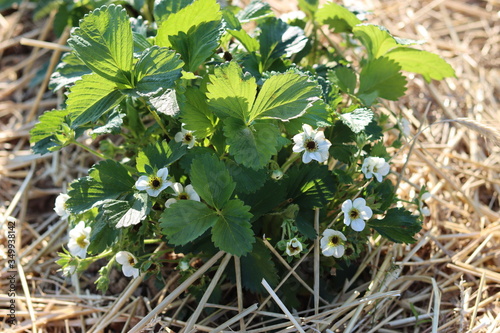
30,109 -> 69,155
259,18 -> 308,67
66,74 -> 124,128
102,193 -> 150,228
249,72 -> 321,122
134,46 -> 184,96
211,199 -> 254,256
352,24 -> 399,60
88,212 -> 119,254
227,29 -> 260,53
160,200 -> 219,245
68,5 -> 133,85
179,86 -> 217,138
368,208 -> 422,243
67,160 -> 135,213
156,0 -> 223,72
316,2 -> 361,33
357,57 -> 407,106
136,140 -> 187,173
189,153 -> 236,209
384,48 -> 455,82
207,61 -> 256,121
339,108 -> 373,134
224,118 -> 281,170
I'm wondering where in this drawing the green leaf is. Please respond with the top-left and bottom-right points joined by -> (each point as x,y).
88,212 -> 119,254
236,0 -> 272,22
207,61 -> 256,121
68,5 -> 133,85
224,118 -> 281,170
134,46 -> 184,96
30,109 -> 69,155
239,179 -> 286,220
66,74 -> 124,128
384,48 -> 455,82
285,164 -> 336,209
179,86 -> 217,138
154,0 -> 194,24
298,0 -> 319,17
227,29 -> 259,53
316,2 -> 361,33
259,18 -> 308,66
190,153 -> 235,208
156,0 -> 223,72
249,72 -> 321,122
357,57 -> 407,106
136,140 -> 187,173
327,67 -> 357,94
352,24 -> 399,60
90,107 -> 125,135
368,208 -> 421,243
226,160 -> 268,195
330,143 -> 357,164
102,193 -> 150,228
339,107 -> 373,134
240,238 -> 278,292
160,200 -> 218,245
212,199 -> 254,256
67,160 -> 135,213
285,99 -> 331,134
49,52 -> 92,92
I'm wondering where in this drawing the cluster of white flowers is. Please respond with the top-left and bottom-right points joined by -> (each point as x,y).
292,124 -> 331,164
361,156 -> 390,182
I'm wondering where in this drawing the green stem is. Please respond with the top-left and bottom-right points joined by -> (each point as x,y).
281,153 -> 301,173
83,249 -> 113,263
147,105 -> 169,137
71,140 -> 106,160
144,239 -> 162,244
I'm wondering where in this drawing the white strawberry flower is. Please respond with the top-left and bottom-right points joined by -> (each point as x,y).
116,251 -> 139,278
342,198 -> 373,232
174,125 -> 196,149
292,124 -> 331,164
178,260 -> 190,271
285,238 -> 303,256
361,156 -> 390,182
165,183 -> 201,208
320,229 -> 346,258
135,167 -> 171,197
67,221 -> 91,259
54,193 -> 70,219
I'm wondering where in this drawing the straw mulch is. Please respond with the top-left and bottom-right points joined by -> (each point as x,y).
1,0 -> 499,332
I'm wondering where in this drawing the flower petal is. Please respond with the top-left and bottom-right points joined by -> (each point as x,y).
350,219 -> 365,232
135,176 -> 150,191
157,167 -> 169,180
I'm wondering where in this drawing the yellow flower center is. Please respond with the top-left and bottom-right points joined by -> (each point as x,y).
305,139 -> 318,152
76,234 -> 87,248
349,209 -> 360,219
329,235 -> 340,246
150,177 -> 161,189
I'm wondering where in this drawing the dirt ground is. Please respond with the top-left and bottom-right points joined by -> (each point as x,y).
1,0 -> 499,332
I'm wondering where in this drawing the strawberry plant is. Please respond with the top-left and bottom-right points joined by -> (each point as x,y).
31,0 -> 454,297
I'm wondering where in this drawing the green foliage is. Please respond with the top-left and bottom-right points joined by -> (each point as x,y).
68,5 -> 133,85
368,208 -> 422,243
66,160 -> 135,213
26,0 -> 456,297
316,2 -> 361,33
